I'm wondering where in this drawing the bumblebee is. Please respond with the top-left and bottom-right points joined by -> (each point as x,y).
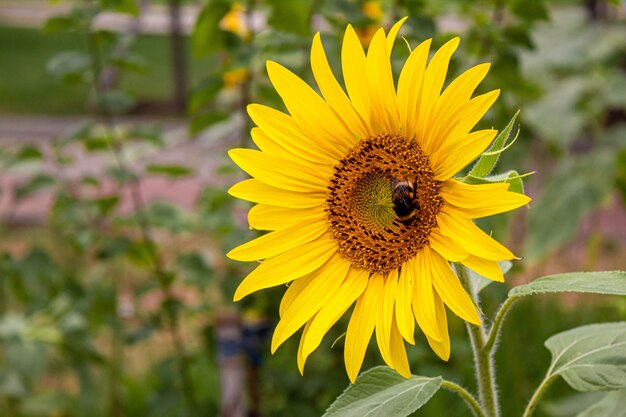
391,179 -> 419,223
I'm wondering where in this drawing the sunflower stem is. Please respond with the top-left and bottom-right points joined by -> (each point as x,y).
441,380 -> 487,417
521,374 -> 558,417
457,265 -> 500,417
484,296 -> 519,353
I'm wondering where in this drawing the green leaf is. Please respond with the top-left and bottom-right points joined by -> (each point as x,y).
15,145 -> 43,162
267,0 -> 313,36
191,0 -> 231,57
189,75 -> 224,114
94,195 -> 119,217
109,52 -> 147,73
543,392 -> 606,417
99,0 -> 139,15
146,164 -> 193,178
509,271 -> 626,299
14,175 -> 55,200
177,252 -> 214,289
94,89 -> 135,114
106,166 -> 137,183
323,367 -> 442,417
577,389 -> 626,417
127,124 -> 165,147
524,153 -> 615,262
190,111 -> 229,135
43,16 -> 82,33
464,170 -> 532,195
511,0 -> 549,22
143,201 -> 190,233
545,322 -> 626,391
46,51 -> 91,84
468,111 -> 520,178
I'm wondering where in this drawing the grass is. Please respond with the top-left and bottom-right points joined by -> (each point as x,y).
0,24 -> 214,114
0,25 -> 89,114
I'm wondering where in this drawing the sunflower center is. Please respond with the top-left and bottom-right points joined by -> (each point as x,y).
326,133 -> 443,274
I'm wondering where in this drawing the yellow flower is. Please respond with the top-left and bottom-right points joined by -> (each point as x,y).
219,3 -> 250,40
223,67 -> 249,89
227,18 -> 530,383
362,1 -> 384,21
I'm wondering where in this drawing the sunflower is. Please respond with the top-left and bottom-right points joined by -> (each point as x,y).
227,18 -> 530,383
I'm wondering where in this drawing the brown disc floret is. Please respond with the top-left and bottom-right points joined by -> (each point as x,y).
326,133 -> 443,274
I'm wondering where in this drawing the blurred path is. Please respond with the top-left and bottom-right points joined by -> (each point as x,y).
0,0 -> 200,34
0,112 -> 238,224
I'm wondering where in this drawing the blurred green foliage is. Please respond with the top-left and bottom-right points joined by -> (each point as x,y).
0,0 -> 625,416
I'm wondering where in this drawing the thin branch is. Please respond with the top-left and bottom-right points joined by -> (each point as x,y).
81,0 -> 196,409
521,374 -> 558,417
442,380 -> 487,417
484,296 -> 519,354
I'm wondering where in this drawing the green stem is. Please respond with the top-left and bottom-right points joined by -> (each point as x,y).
457,265 -> 500,417
522,374 -> 558,417
81,0 -> 196,410
442,380 -> 487,417
484,297 -> 519,353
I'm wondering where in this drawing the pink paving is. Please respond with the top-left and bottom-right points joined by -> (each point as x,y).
0,113 -> 240,223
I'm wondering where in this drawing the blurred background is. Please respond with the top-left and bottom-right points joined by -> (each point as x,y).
0,0 -> 625,416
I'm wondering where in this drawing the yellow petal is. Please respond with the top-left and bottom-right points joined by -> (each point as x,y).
366,29 -> 399,133
397,39 -> 431,141
345,274 -> 383,383
228,179 -> 326,209
415,37 -> 460,152
342,25 -> 372,132
439,179 -> 508,207
250,128 -> 337,176
441,179 -> 530,218
389,316 -> 411,379
233,239 -> 336,301
247,204 -> 322,231
434,90 -> 500,150
429,229 -> 469,262
250,126 -> 289,158
459,191 -> 531,218
280,273 -> 315,318
396,264 -> 415,344
311,33 -> 368,139
432,129 -> 497,181
437,207 -> 515,261
247,104 -> 340,164
266,61 -> 356,154
427,247 -> 480,325
427,63 -> 491,146
297,320 -> 313,375
461,255 -> 505,282
425,291 -> 451,361
227,217 -> 328,261
410,253 -> 441,341
376,270 -> 398,370
300,267 -> 369,366
271,254 -> 350,353
229,148 -> 330,193
385,17 -> 408,55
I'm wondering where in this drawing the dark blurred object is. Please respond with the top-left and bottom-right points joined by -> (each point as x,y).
242,311 -> 271,417
216,311 -> 246,417
585,0 -> 608,20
